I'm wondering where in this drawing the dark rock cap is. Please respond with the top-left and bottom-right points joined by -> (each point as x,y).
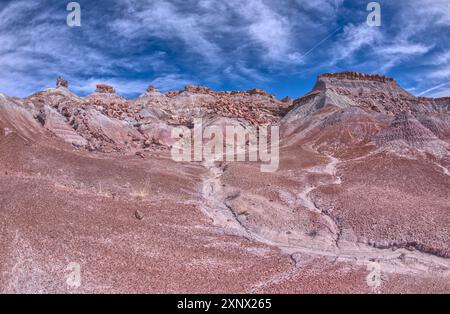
247,88 -> 270,96
96,84 -> 116,94
184,85 -> 210,93
318,72 -> 396,83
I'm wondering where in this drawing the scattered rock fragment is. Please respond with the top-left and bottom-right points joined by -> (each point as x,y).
135,151 -> 145,159
135,210 -> 144,220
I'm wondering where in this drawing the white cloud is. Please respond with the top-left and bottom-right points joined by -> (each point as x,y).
150,74 -> 194,91
427,50 -> 450,80
409,0 -> 450,26
434,51 -> 450,65
0,0 -> 180,97
112,0 -> 341,67
376,42 -> 433,71
224,62 -> 269,83
429,88 -> 450,97
418,81 -> 450,97
428,66 -> 450,79
328,19 -> 434,72
0,0 -> 447,99
298,0 -> 343,16
111,0 -> 224,63
0,0 -> 348,97
331,23 -> 383,64
237,0 -> 294,62
377,43 -> 432,56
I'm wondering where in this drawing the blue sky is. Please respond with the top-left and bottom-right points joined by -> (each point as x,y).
0,0 -> 449,99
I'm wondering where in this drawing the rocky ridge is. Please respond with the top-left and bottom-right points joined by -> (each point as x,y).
17,79 -> 289,153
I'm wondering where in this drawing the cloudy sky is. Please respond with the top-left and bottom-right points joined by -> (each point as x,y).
0,0 -> 449,99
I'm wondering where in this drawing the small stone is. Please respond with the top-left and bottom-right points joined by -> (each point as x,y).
237,206 -> 248,215
135,210 -> 144,220
406,245 -> 415,252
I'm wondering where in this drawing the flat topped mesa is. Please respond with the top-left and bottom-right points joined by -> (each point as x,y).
319,72 -> 396,83
96,84 -> 116,94
56,76 -> 68,88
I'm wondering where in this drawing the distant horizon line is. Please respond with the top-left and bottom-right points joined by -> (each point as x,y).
2,70 -> 450,101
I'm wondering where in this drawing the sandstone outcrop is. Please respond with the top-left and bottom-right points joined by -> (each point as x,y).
95,84 -> 116,94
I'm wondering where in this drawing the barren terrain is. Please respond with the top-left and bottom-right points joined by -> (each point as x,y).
0,72 -> 449,293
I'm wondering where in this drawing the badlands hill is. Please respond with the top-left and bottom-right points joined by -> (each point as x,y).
0,72 -> 449,293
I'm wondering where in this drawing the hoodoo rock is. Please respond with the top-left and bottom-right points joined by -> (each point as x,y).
96,84 -> 116,94
184,85 -> 211,93
146,85 -> 158,93
56,76 -> 68,88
